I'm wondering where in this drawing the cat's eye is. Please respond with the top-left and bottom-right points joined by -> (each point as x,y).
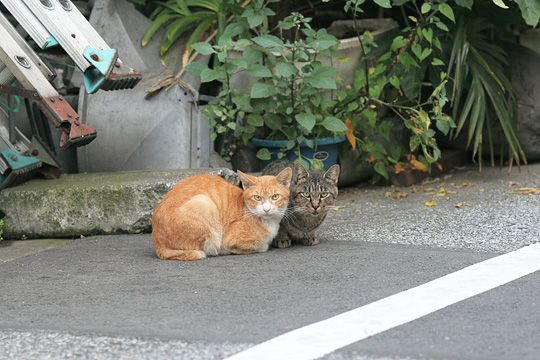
321,192 -> 330,198
300,192 -> 310,197
253,195 -> 262,201
271,194 -> 280,200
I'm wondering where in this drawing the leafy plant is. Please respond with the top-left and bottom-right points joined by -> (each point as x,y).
187,4 -> 348,165
447,16 -> 526,167
140,0 -> 244,59
335,0 -> 535,181
334,0 -> 457,181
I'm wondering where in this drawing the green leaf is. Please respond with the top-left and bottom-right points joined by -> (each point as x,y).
243,48 -> 263,63
390,36 -> 407,51
438,3 -> 455,22
455,0 -> 474,9
232,94 -> 250,109
420,48 -> 432,61
399,52 -> 419,68
142,13 -> 178,47
421,3 -> 431,13
247,12 -> 265,28
373,0 -> 391,8
247,114 -> 264,126
431,58 -> 445,66
226,122 -> 236,130
200,68 -> 220,82
422,28 -> 433,44
264,114 -> 281,130
184,60 -> 208,77
374,161 -> 389,179
305,66 -> 337,89
434,21 -> 449,32
275,62 -> 296,77
411,44 -> 423,60
247,64 -> 272,77
185,18 -> 214,56
492,0 -> 509,8
321,117 -> 347,132
256,148 -> 272,160
235,39 -> 253,49
514,0 -> 540,26
191,42 -> 214,55
252,35 -> 284,50
436,118 -> 451,135
250,82 -> 276,98
365,109 -> 377,128
389,76 -> 400,89
295,113 -> 316,132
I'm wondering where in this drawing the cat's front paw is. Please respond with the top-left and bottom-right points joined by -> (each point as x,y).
302,237 -> 320,246
274,237 -> 292,249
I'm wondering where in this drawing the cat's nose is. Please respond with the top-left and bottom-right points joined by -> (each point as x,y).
262,202 -> 272,213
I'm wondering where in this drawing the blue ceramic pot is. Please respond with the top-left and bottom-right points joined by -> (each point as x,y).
251,136 -> 346,170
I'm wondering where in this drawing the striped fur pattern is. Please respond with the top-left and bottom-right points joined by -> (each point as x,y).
262,160 -> 340,247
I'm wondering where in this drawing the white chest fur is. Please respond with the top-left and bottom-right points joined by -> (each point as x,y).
261,218 -> 281,245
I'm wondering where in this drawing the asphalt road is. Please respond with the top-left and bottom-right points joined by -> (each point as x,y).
0,164 -> 539,359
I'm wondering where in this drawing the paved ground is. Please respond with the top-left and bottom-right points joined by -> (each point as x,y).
0,164 -> 539,359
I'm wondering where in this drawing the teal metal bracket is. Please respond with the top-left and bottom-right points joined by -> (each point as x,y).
44,36 -> 59,49
82,46 -> 118,94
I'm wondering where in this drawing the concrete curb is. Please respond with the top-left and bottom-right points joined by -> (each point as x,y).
0,168 -> 237,239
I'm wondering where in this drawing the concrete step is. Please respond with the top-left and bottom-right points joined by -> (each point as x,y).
0,168 -> 236,239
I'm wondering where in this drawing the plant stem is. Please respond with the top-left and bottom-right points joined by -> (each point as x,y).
223,52 -> 233,106
351,6 -> 370,98
290,26 -> 299,125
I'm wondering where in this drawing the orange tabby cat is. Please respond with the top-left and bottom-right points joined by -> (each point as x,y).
152,169 -> 292,261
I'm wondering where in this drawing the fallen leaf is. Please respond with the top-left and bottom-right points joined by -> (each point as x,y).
511,187 -> 540,195
422,177 -> 441,185
424,200 -> 439,207
434,186 -> 456,197
451,181 -> 474,188
455,202 -> 470,208
413,186 -> 436,193
508,181 -> 520,187
345,119 -> 356,150
436,163 -> 443,172
385,188 -> 408,200
411,159 -> 428,172
396,191 -> 408,200
394,163 -> 406,174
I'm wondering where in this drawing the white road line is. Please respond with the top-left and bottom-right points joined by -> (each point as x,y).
224,242 -> 540,360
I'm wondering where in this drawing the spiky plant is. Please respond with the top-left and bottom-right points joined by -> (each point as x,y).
448,17 -> 526,167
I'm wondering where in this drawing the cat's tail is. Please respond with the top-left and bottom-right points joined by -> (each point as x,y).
155,247 -> 207,261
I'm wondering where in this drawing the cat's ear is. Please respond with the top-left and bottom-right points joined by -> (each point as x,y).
294,161 -> 309,183
323,164 -> 340,184
275,167 -> 293,188
237,170 -> 256,190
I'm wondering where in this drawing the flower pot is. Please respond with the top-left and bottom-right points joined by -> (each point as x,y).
251,136 -> 345,170
324,18 -> 398,87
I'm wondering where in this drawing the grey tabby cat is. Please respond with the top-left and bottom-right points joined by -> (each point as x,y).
262,159 -> 340,248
